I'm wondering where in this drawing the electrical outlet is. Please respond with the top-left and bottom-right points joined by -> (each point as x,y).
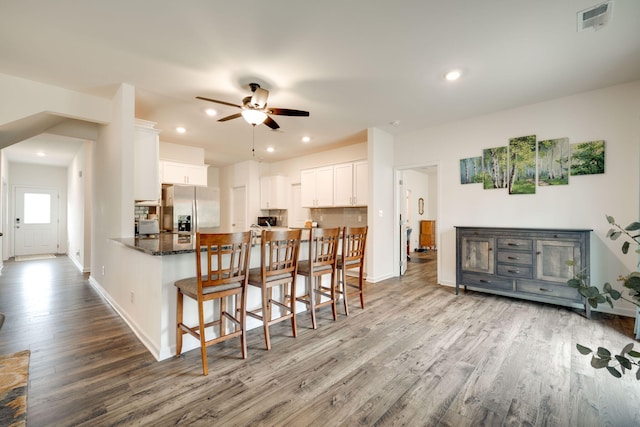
320,215 -> 323,221
358,215 -> 362,222
102,265 -> 105,276
130,291 -> 134,303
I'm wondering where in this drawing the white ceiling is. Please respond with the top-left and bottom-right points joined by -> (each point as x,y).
1,1 -> 639,168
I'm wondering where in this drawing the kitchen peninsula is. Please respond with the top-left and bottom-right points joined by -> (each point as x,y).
105,230 -> 310,361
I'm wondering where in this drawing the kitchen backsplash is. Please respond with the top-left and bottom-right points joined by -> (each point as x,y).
309,207 -> 367,228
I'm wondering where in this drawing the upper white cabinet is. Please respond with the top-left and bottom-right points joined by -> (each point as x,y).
301,166 -> 334,207
134,119 -> 161,201
333,160 -> 368,206
160,160 -> 208,186
260,176 -> 287,209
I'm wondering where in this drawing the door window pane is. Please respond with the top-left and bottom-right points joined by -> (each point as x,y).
24,193 -> 51,224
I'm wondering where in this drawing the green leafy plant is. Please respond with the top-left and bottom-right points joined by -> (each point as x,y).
567,215 -> 640,380
576,343 -> 640,380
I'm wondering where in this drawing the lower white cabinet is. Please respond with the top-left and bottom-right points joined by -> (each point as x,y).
160,160 -> 208,186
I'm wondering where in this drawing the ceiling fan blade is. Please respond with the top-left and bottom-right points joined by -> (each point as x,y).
250,87 -> 269,109
218,113 -> 242,122
263,115 -> 280,130
268,108 -> 310,117
196,96 -> 242,109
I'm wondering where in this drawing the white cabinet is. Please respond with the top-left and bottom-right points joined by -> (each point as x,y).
260,176 -> 287,209
333,161 -> 368,206
134,120 -> 160,201
301,166 -> 334,207
160,160 -> 208,186
333,160 -> 368,206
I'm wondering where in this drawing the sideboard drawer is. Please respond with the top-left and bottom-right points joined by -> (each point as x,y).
460,273 -> 513,291
497,264 -> 533,279
516,280 -> 581,301
497,251 -> 533,265
497,238 -> 533,251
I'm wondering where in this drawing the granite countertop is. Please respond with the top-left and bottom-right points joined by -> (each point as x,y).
112,233 -> 199,256
113,228 -> 311,256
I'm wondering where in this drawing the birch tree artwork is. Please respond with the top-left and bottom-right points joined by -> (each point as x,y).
538,137 -> 569,186
483,146 -> 508,189
570,140 -> 605,175
508,135 -> 536,194
460,156 -> 483,184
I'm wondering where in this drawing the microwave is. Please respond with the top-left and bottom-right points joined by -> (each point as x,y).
257,216 -> 277,227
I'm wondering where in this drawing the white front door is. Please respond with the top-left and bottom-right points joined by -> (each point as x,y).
231,186 -> 247,232
14,186 -> 59,256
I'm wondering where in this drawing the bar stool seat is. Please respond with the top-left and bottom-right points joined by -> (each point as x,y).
296,227 -> 341,329
175,231 -> 252,376
336,226 -> 368,316
247,229 -> 302,350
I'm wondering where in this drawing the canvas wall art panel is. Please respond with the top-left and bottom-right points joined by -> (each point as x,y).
460,156 -> 483,184
538,137 -> 569,186
570,140 -> 605,175
508,135 -> 536,194
483,147 -> 509,189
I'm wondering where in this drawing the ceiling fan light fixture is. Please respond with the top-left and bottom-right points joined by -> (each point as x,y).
241,109 -> 268,125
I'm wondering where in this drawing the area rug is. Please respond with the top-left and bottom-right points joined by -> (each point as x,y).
0,350 -> 30,427
15,254 -> 55,262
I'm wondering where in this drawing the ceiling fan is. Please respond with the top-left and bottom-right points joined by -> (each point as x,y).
196,83 -> 309,130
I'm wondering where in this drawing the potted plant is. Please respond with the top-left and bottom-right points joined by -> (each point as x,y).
567,215 -> 640,379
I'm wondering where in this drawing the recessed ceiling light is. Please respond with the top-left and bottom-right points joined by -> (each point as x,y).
205,108 -> 217,117
266,147 -> 275,153
302,136 -> 311,143
444,69 -> 462,81
36,151 -> 46,157
176,127 -> 186,134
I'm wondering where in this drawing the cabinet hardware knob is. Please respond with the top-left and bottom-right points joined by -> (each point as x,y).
536,251 -> 541,255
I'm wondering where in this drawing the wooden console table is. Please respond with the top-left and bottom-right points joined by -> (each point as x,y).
455,226 -> 591,317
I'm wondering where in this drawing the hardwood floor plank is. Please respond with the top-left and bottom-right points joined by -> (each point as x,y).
1,253 -> 639,426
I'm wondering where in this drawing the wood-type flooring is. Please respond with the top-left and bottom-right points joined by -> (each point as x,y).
0,252 -> 638,426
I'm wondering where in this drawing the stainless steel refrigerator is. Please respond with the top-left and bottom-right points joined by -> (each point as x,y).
162,185 -> 220,233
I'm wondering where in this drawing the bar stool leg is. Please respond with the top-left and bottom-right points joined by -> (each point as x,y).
176,291 -> 184,354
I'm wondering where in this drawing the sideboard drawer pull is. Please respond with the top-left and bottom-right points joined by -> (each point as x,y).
539,288 -> 553,292
508,270 -> 520,274
479,279 -> 491,283
507,256 -> 519,260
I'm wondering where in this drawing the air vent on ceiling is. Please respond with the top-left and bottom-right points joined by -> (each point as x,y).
577,1 -> 612,31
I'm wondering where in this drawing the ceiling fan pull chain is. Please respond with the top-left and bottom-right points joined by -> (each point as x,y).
252,124 -> 256,157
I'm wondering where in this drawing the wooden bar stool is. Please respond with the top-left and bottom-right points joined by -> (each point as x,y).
296,227 -> 340,329
175,231 -> 252,376
336,226 -> 368,316
247,229 -> 302,350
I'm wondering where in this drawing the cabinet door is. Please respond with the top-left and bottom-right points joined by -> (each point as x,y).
333,163 -> 353,206
460,236 -> 495,274
536,240 -> 580,283
300,169 -> 317,208
184,164 -> 208,186
353,161 -> 368,206
134,124 -> 160,201
161,161 -> 187,184
260,176 -> 286,209
315,166 -> 334,207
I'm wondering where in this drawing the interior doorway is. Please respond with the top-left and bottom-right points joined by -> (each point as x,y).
395,164 -> 440,283
231,186 -> 247,232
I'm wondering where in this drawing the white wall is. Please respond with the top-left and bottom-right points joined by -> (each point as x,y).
8,162 -> 69,257
67,141 -> 92,272
369,128 -> 396,282
395,80 -> 640,316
